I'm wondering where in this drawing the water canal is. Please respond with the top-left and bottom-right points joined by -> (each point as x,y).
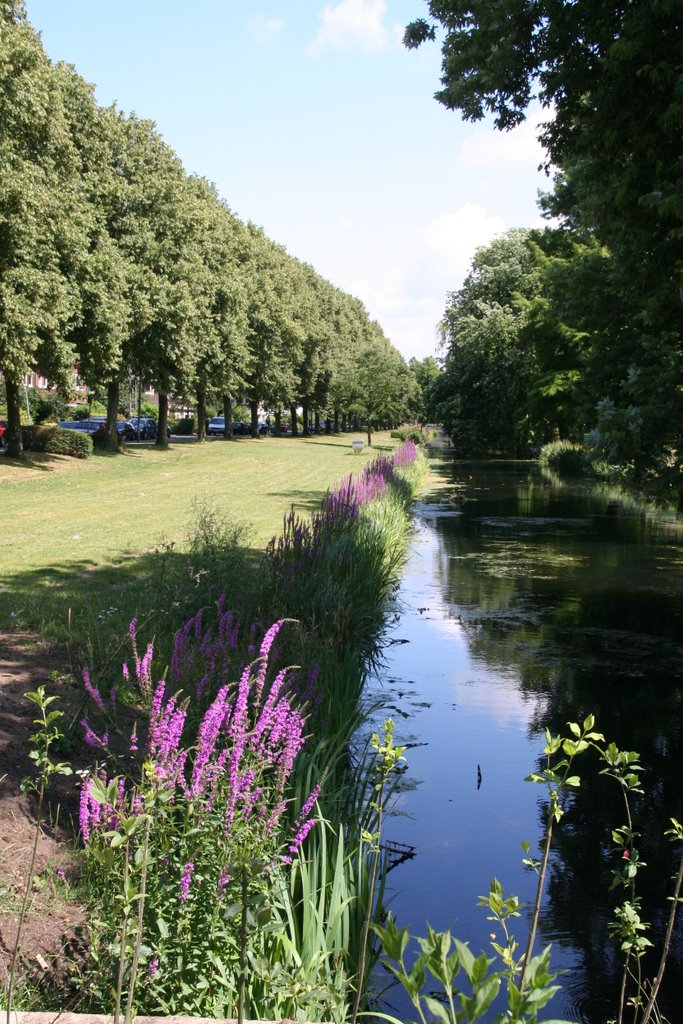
373,454 -> 683,1023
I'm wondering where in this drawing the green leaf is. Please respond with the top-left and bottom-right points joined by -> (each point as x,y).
423,995 -> 450,1024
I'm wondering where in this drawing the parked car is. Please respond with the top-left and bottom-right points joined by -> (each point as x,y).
89,417 -> 138,440
58,418 -> 104,435
207,416 -> 226,435
128,416 -> 168,439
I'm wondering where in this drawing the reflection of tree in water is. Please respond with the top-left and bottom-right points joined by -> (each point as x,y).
430,461 -> 683,1021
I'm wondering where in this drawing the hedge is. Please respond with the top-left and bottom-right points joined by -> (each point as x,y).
23,424 -> 93,459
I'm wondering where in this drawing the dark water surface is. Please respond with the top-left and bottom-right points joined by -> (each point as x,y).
374,456 -> 683,1023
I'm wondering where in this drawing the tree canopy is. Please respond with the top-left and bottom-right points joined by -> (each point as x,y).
0,5 -> 413,454
408,0 -> 683,501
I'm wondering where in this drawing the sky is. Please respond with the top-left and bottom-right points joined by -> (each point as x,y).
25,0 -> 550,363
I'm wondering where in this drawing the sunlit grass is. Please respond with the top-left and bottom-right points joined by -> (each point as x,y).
0,432 -> 399,661
2,433 -> 395,571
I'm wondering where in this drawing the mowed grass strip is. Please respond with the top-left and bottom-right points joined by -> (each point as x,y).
0,432 -> 396,629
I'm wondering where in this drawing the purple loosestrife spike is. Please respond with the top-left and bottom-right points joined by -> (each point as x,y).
179,861 -> 194,901
190,685 -> 230,797
252,668 -> 289,746
147,958 -> 159,979
81,718 -> 109,749
82,667 -> 105,710
254,623 -> 285,703
136,642 -> 154,699
79,779 -> 101,841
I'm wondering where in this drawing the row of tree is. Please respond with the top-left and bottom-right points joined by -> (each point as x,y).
1,3 -> 418,458
408,0 -> 683,504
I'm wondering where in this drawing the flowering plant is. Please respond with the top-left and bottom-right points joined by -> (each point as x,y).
79,619 -> 321,1020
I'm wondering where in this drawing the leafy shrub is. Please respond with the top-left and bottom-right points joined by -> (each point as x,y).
73,401 -> 106,419
31,391 -> 68,424
539,439 -> 589,475
172,416 -> 195,435
391,424 -> 434,446
25,425 -> 93,458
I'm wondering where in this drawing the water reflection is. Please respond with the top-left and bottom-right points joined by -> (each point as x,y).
377,457 -> 682,1024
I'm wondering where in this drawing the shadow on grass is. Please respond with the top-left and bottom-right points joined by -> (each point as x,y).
0,451 -> 73,472
0,541 -> 266,682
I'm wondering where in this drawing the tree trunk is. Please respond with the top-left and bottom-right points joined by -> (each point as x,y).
4,375 -> 23,458
274,407 -> 282,437
333,407 -> 340,433
250,399 -> 259,438
106,380 -> 120,453
222,394 -> 233,439
302,402 -> 310,437
314,409 -> 321,433
196,390 -> 207,441
366,421 -> 373,447
290,404 -> 298,437
155,393 -> 169,449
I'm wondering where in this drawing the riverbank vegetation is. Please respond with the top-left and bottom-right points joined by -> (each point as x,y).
408,2 -> 682,510
5,439 -> 427,1021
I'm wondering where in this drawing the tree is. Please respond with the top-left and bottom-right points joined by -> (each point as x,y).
242,226 -> 302,436
437,229 -> 538,454
56,68 -> 132,452
350,330 -> 415,446
407,356 -> 443,426
405,0 -> 683,496
186,178 -> 250,442
0,5 -> 84,455
110,114 -> 206,448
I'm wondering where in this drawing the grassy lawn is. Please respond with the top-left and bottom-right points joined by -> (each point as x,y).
1,432 -> 398,654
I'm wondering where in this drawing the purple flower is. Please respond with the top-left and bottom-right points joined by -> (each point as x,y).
81,717 -> 109,749
82,667 -> 104,710
179,861 -> 194,900
147,957 -> 159,979
79,778 -> 102,841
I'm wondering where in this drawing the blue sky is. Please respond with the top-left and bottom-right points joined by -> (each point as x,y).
25,0 -> 549,362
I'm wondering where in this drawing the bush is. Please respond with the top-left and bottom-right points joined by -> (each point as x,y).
390,424 -> 434,446
172,416 -> 195,435
30,391 -> 68,424
539,439 -> 589,475
23,424 -> 93,458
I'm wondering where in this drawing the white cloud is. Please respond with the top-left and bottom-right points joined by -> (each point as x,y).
457,110 -> 548,171
307,0 -> 396,55
422,203 -> 507,287
249,12 -> 286,44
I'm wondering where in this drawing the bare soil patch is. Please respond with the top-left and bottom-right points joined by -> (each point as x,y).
0,631 -> 88,1001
